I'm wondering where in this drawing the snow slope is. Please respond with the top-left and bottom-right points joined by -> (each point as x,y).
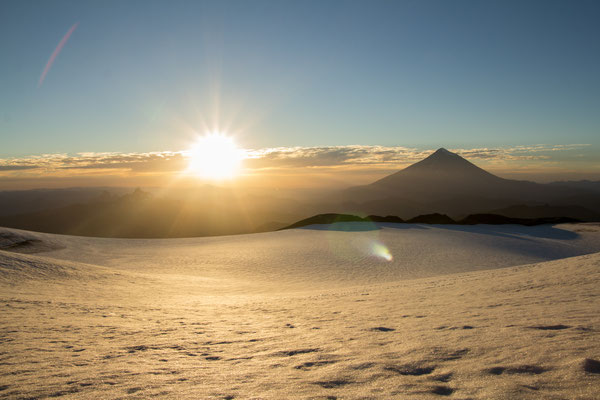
1,223 -> 599,399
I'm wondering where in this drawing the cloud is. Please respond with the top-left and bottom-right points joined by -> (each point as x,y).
244,144 -> 593,169
244,146 -> 431,169
58,152 -> 187,172
0,151 -> 186,176
0,144 -> 594,179
0,165 -> 39,171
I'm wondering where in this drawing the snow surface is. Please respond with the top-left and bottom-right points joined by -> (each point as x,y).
1,223 -> 600,398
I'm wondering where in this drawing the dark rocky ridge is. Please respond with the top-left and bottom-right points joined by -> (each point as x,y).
282,213 -> 580,230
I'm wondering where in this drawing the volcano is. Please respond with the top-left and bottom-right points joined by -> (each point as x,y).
339,148 -> 600,218
371,148 -> 504,195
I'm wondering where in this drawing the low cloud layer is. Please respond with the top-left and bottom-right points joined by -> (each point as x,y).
244,144 -> 592,169
0,152 -> 186,175
0,144 -> 595,181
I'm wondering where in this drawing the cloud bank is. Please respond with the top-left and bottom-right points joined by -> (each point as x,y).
244,144 -> 592,169
0,144 -> 593,176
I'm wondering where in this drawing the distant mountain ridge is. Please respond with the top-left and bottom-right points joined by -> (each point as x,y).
0,187 -> 130,217
0,188 -> 296,238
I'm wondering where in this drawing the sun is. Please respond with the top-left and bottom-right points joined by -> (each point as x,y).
187,133 -> 243,180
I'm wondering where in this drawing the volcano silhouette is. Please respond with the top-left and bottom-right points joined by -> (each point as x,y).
372,148 -> 502,193
339,148 -> 598,218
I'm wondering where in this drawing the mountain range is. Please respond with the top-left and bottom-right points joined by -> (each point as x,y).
0,148 -> 598,237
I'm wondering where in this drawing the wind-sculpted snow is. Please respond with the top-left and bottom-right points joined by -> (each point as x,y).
1,223 -> 599,398
0,228 -> 65,254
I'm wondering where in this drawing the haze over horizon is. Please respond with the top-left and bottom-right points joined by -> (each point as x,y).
1,0 -> 600,189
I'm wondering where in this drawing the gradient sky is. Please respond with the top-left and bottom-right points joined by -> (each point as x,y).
1,0 -> 599,186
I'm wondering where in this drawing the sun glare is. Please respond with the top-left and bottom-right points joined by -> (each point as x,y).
187,133 -> 243,180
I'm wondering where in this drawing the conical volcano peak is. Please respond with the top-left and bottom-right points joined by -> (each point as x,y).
369,146 -> 499,189
419,147 -> 467,165
427,147 -> 460,159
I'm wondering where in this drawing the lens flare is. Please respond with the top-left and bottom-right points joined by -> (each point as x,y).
371,241 -> 393,261
38,22 -> 79,87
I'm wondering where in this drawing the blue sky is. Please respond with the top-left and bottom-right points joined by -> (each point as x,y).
1,0 -> 599,162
